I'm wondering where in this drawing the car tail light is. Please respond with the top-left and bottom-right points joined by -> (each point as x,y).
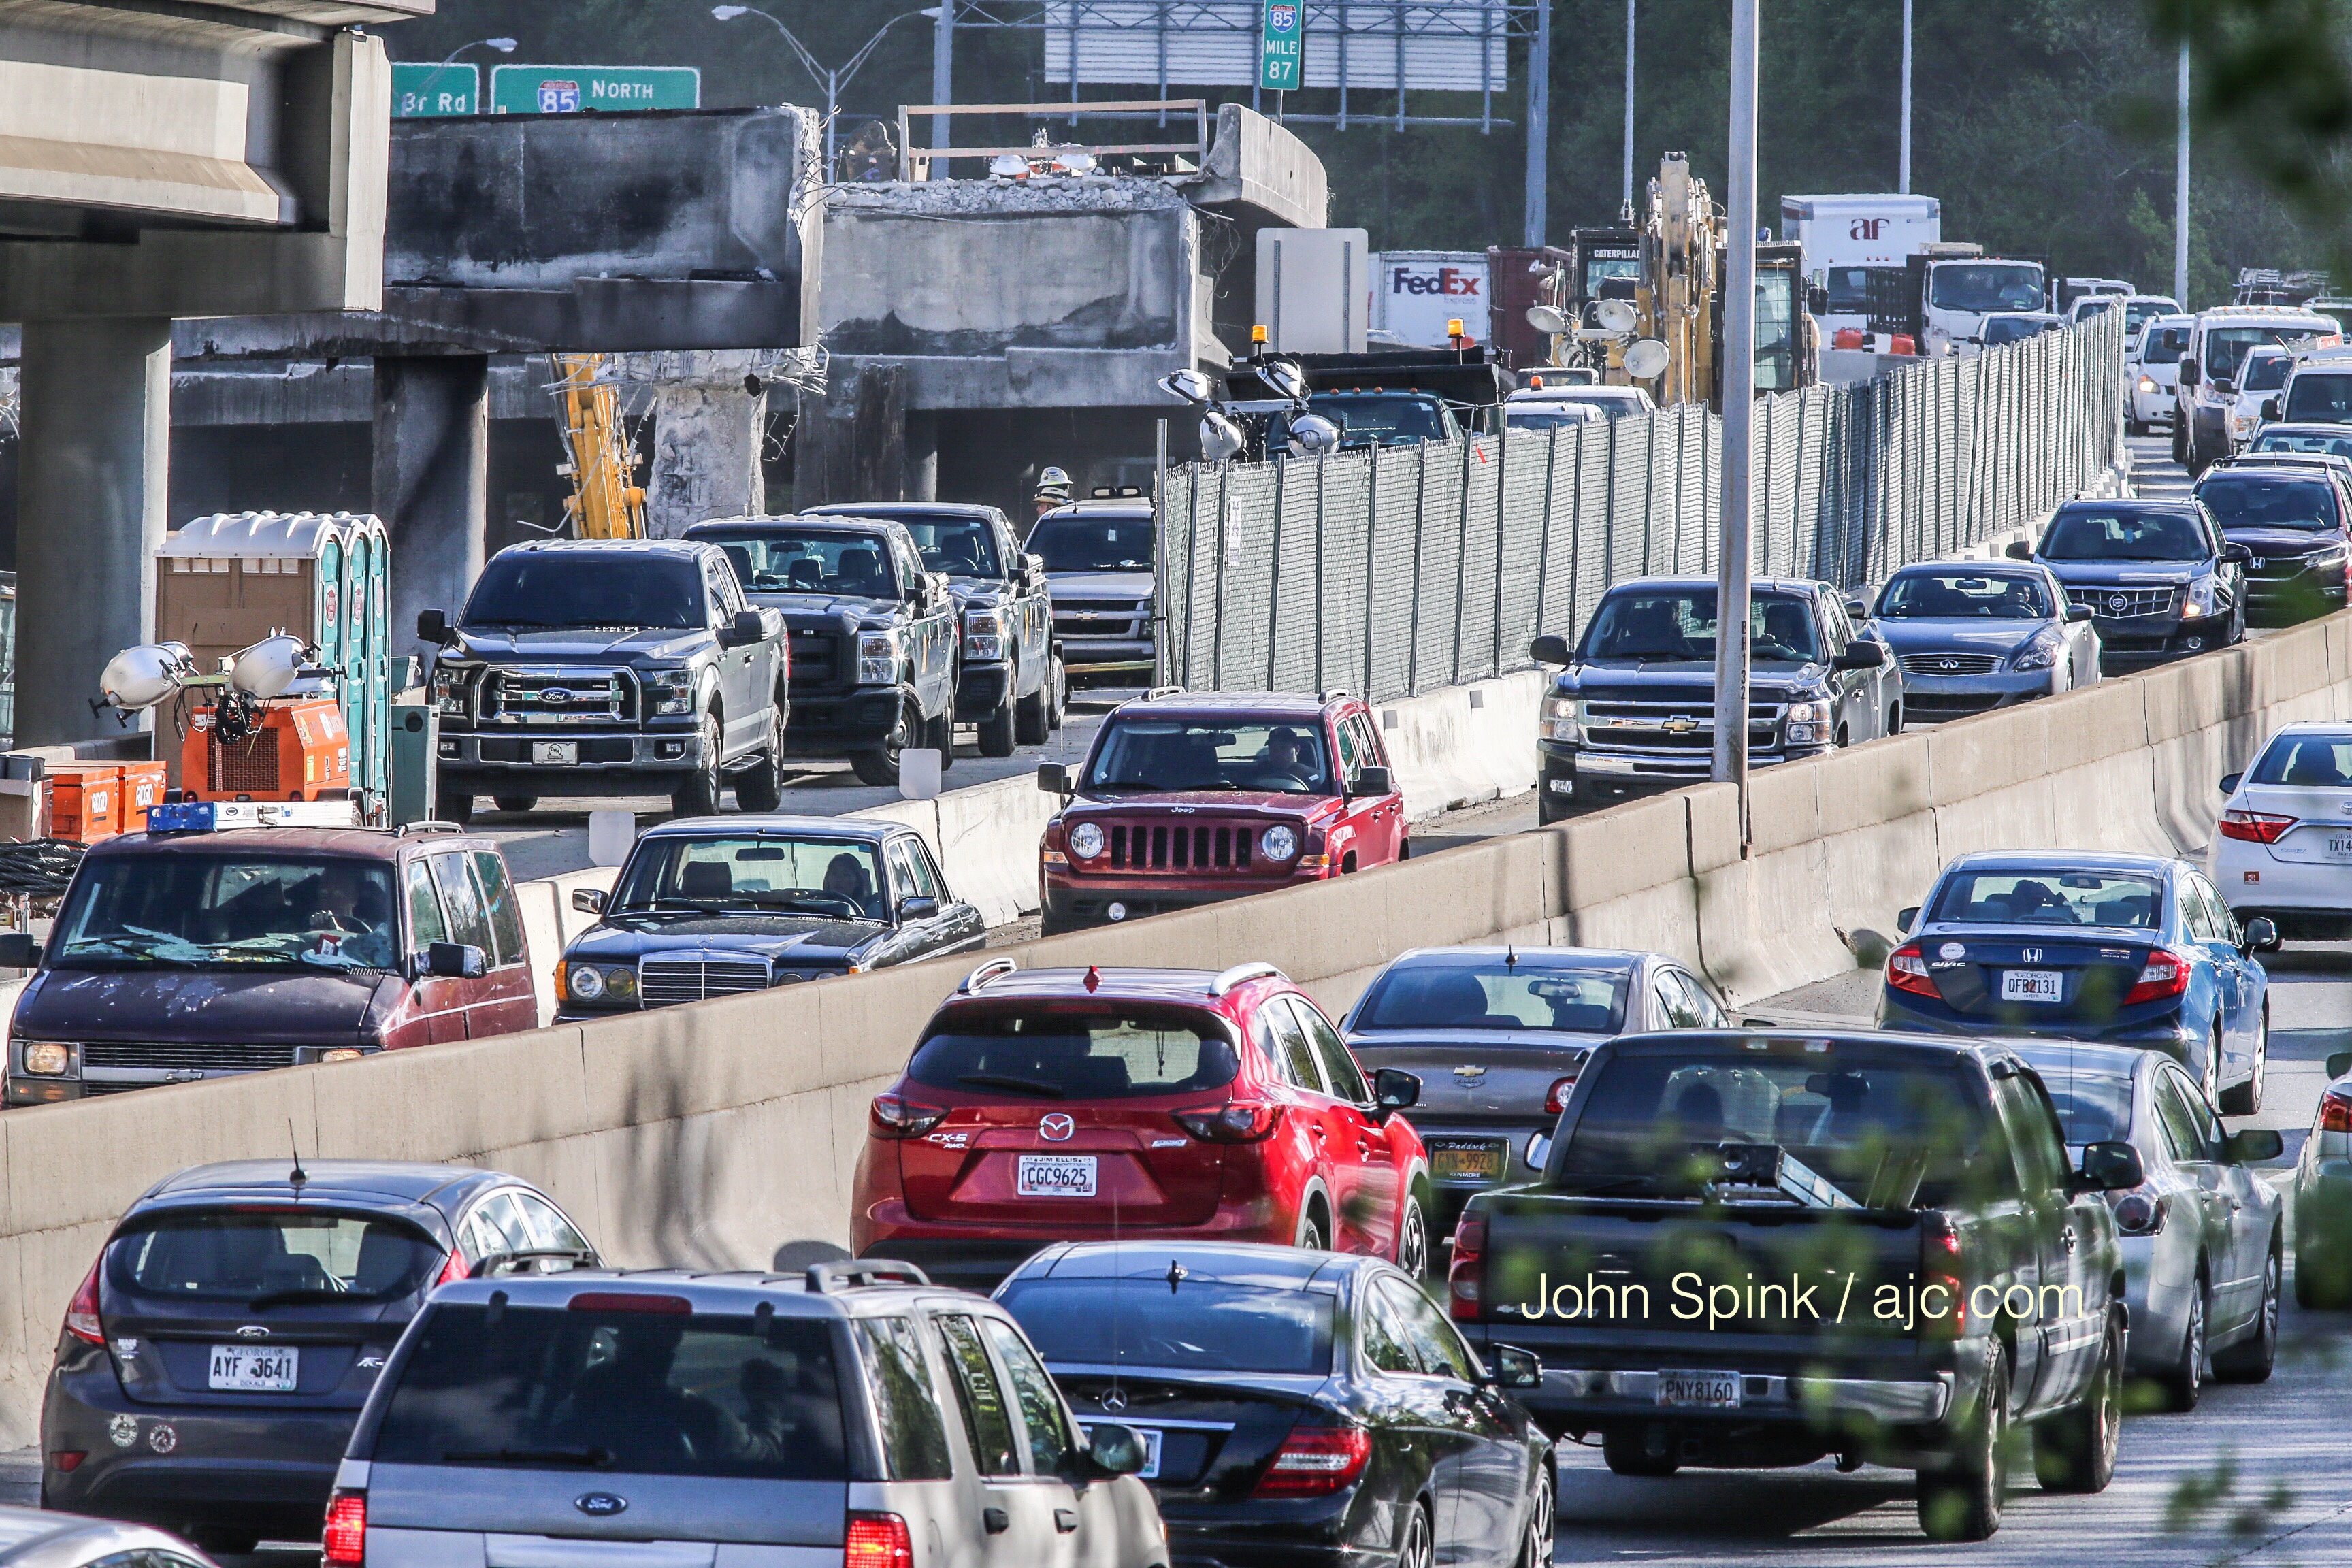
1447,1215 -> 1485,1320
48,1451 -> 84,1473
2319,1087 -> 2352,1134
1887,943 -> 1939,999
1252,1422 -> 1372,1497
1544,1075 -> 1578,1115
323,1492 -> 367,1565
2219,809 -> 2296,843
436,1248 -> 470,1288
1919,1215 -> 1965,1339
2110,1188 -> 2166,1235
868,1094 -> 947,1139
64,1256 -> 102,1345
845,1512 -> 914,1568
2125,948 -> 2192,1007
1174,1100 -> 1285,1143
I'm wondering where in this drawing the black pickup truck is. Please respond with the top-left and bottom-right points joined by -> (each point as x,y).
421,539 -> 790,824
1449,1029 -> 2139,1541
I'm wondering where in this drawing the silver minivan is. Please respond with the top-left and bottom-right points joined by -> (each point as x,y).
326,1263 -> 1169,1568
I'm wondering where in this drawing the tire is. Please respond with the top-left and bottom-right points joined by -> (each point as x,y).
1602,1428 -> 1678,1477
1294,1204 -> 1329,1252
932,699 -> 956,770
2160,1273 -> 2207,1411
2128,417 -> 2148,437
1014,670 -> 1050,747
491,794 -> 538,814
1516,1465 -> 1556,1568
2034,1318 -> 2120,1492
2172,421 -> 2188,466
1834,723 -> 1850,749
1918,1341 -> 2008,1541
979,685 -> 1020,756
1537,783 -> 1571,825
670,710 -> 723,818
1047,655 -> 1068,730
2200,1024 -> 2223,1111
734,703 -> 787,813
2221,1007 -> 2266,1115
1395,1499 -> 1435,1568
2213,1245 -> 2281,1382
1887,702 -> 1902,736
1393,1189 -> 1430,1277
433,787 -> 475,828
849,686 -> 918,787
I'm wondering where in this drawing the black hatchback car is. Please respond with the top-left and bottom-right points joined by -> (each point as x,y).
996,1241 -> 1555,1568
2010,499 -> 2249,668
39,1159 -> 598,1554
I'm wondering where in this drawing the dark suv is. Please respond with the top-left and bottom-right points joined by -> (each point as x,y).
39,1158 -> 598,1554
2191,461 -> 2352,623
685,515 -> 959,787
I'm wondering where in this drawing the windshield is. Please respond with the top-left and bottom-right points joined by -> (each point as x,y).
2251,429 -> 2352,458
2016,1060 -> 2134,1145
1929,263 -> 2044,314
2196,476 -> 2340,531
1982,316 -> 2049,346
1554,1043 -> 1994,1207
1084,717 -> 1332,794
2125,301 -> 2174,335
2283,372 -> 2352,423
463,553 -> 703,631
2242,353 -> 2293,393
1290,394 -> 1453,446
908,1008 -> 1239,1100
1028,513 -> 1152,573
1927,869 -> 2163,928
1822,266 -> 1877,315
110,1209 -> 442,1303
2204,325 -> 2323,383
2248,730 -> 2352,786
1354,958 -> 1630,1033
2138,324 -> 2189,365
370,1303 -> 847,1480
1579,589 -> 1820,664
1550,389 -> 1648,418
698,531 -> 899,600
1876,572 -> 2051,619
892,515 -> 1001,578
1000,1279 -> 1333,1374
2038,507 -> 2208,562
51,854 -> 398,970
610,835 -> 889,922
1584,255 -> 1640,298
1754,273 -> 1799,392
1505,405 -> 1600,431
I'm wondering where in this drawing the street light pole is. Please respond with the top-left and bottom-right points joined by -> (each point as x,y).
1712,0 -> 1758,853
1524,0 -> 1550,246
1898,0 -> 1912,195
712,6 -> 924,174
416,36 -> 516,112
1620,0 -> 1636,220
931,0 -> 955,150
2175,40 -> 2191,306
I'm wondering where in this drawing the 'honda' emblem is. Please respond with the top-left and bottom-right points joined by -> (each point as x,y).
2022,948 -> 2042,964
1041,1113 -> 1075,1141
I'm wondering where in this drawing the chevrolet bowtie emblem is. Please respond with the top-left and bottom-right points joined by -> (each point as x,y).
1454,1064 -> 1487,1083
1663,717 -> 1697,734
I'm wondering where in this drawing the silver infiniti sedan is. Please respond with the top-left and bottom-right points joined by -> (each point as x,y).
2017,1039 -> 2283,1411
1339,945 -> 1732,1241
1856,560 -> 2099,723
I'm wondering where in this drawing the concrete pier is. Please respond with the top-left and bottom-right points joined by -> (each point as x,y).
374,355 -> 489,659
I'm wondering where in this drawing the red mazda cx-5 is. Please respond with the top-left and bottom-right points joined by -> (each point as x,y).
852,959 -> 1432,1290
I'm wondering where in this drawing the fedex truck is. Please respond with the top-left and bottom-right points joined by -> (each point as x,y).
1779,193 -> 1942,334
1373,250 -> 1490,348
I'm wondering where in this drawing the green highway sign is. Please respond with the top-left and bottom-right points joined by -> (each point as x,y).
391,61 -> 478,117
1259,0 -> 1303,92
489,65 -> 702,115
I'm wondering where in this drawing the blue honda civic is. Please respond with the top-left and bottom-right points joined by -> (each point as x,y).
1878,850 -> 2279,1112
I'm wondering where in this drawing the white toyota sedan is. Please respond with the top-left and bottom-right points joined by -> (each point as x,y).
2211,721 -> 2352,938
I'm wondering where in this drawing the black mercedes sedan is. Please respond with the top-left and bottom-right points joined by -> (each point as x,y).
996,1241 -> 1554,1568
554,815 -> 987,1017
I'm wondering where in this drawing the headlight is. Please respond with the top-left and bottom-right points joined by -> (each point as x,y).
319,1048 -> 363,1064
1783,698 -> 1833,746
645,668 -> 694,691
858,630 -> 900,687
1068,821 -> 1105,860
567,964 -> 606,1002
21,1041 -> 69,1076
2010,634 -> 2061,671
431,667 -> 471,717
604,967 -> 636,999
1541,695 -> 1584,742
1262,824 -> 1300,861
2232,414 -> 2255,433
962,608 -> 1006,661
2309,544 -> 2349,568
2138,376 -> 2157,393
2185,576 -> 2219,617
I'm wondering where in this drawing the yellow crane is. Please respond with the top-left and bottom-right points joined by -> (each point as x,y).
1633,152 -> 1722,408
550,353 -> 647,539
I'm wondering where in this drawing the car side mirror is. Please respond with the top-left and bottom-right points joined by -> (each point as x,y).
425,941 -> 487,981
897,896 -> 941,924
1038,762 -> 1073,796
2263,396 -> 2282,420
2330,1049 -> 2352,1081
2004,540 -> 2033,560
2243,916 -> 2281,953
1529,633 -> 1574,666
571,887 -> 606,915
2221,772 -> 2243,795
2224,542 -> 2253,564
1896,906 -> 1918,934
1808,284 -> 1830,317
1831,640 -> 1886,670
1844,595 -> 1870,617
417,608 -> 453,645
1352,765 -> 1393,798
2073,1139 -> 2144,1194
2180,357 -> 2200,385
1489,1344 -> 1544,1389
2065,604 -> 2093,623
721,609 -> 765,647
1080,1421 -> 1148,1478
1371,1066 -> 1420,1122
0,932 -> 41,968
2226,1128 -> 2285,1164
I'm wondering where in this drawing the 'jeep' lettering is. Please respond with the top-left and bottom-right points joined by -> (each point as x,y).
1389,267 -> 1483,297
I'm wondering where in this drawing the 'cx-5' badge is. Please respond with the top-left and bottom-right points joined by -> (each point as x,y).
1040,1113 -> 1075,1141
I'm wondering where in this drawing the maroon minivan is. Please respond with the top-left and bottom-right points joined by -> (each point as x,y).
3,821 -> 536,1105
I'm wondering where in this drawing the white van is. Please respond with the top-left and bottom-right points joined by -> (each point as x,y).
2174,307 -> 2342,472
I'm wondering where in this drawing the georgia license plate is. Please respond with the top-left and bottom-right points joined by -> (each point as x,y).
1430,1142 -> 1505,1183
531,741 -> 578,766
2001,970 -> 2063,1003
1656,1370 -> 1741,1409
2328,834 -> 2352,858
1016,1154 -> 1098,1197
209,1343 -> 299,1392
1081,1423 -> 1163,1479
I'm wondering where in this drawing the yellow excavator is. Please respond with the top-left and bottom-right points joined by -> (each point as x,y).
1633,152 -> 1722,408
549,353 -> 646,539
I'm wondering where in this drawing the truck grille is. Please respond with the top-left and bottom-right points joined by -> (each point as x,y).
2245,549 -> 2330,581
1103,820 -> 1256,873
1054,599 -> 1150,638
789,628 -> 849,695
83,1041 -> 301,1071
1577,690 -> 1782,751
1897,652 -> 2002,676
2069,587 -> 2176,619
483,668 -> 632,724
640,956 -> 770,1004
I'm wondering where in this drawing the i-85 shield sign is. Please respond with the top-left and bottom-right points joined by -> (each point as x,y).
1260,1 -> 1303,92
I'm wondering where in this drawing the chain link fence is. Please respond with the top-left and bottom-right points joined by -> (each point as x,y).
1158,312 -> 2126,701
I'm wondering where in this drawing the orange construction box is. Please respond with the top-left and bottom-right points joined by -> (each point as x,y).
46,762 -> 122,844
118,759 -> 169,831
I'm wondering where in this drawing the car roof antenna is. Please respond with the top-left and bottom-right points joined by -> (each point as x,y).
288,1120 -> 308,1197
1166,1259 -> 1187,1293
1505,945 -> 1518,970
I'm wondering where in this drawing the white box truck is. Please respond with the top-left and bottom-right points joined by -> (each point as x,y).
1255,228 -> 1371,354
1372,250 -> 1490,348
1779,193 -> 1942,334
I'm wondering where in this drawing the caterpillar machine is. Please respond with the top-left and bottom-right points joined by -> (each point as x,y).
550,353 -> 647,539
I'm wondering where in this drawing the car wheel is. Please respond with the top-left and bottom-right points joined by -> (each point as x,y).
980,680 -> 1021,756
1886,702 -> 1902,736
2128,417 -> 2147,437
1601,1427 -> 1679,1477
932,692 -> 957,770
1395,1499 -> 1435,1568
433,787 -> 475,828
1047,655 -> 1068,730
849,687 -> 918,787
1516,1465 -> 1556,1568
2213,1245 -> 2281,1382
2200,1023 -> 2223,1109
2221,1007 -> 2266,1115
1294,1204 -> 1329,1252
2160,1272 -> 2207,1411
2033,1316 -> 2119,1492
1014,672 -> 1050,747
1918,1339 -> 2008,1541
670,710 -> 723,818
734,702 -> 787,813
1393,1189 -> 1430,1277
2172,421 -> 2188,466
492,794 -> 538,814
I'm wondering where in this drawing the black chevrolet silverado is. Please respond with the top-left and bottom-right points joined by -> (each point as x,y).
1449,1029 -> 2138,1541
422,539 -> 789,824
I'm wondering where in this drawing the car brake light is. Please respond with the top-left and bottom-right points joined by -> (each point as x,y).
2125,948 -> 2192,1006
2320,1088 -> 2352,1133
1887,943 -> 1939,999
48,1451 -> 84,1473
436,1248 -> 470,1288
323,1492 -> 367,1565
64,1256 -> 102,1345
1544,1075 -> 1578,1115
868,1094 -> 947,1139
2219,808 -> 2296,843
1254,1422 -> 1372,1497
1919,1217 -> 1965,1339
1173,1100 -> 1284,1143
1448,1215 -> 1485,1320
845,1512 -> 915,1568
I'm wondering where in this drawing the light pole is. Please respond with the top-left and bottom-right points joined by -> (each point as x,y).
1898,0 -> 1912,194
711,5 -> 926,173
416,35 -> 516,113
1712,0 -> 1758,853
2175,40 -> 2191,306
1620,0 -> 1636,220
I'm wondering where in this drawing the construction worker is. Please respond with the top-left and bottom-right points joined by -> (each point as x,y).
1034,466 -> 1073,519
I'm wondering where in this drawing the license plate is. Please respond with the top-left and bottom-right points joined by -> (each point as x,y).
209,1344 -> 299,1392
2001,970 -> 2064,1003
1656,1370 -> 1741,1409
1430,1143 -> 1505,1183
1081,1422 -> 1163,1480
1016,1154 -> 1098,1197
531,741 -> 578,766
2328,835 -> 2352,858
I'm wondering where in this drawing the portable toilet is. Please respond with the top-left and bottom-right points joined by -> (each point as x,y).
157,512 -> 394,814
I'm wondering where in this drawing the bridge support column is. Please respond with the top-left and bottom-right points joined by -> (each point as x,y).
374,355 -> 489,664
645,378 -> 768,536
15,318 -> 172,747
